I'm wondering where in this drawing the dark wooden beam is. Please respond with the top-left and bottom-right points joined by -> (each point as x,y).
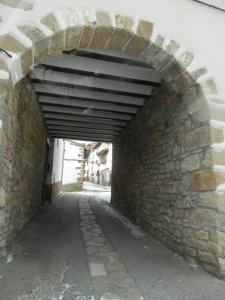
31,68 -> 152,96
47,125 -> 120,136
35,83 -> 146,106
41,105 -> 131,121
44,113 -> 127,126
41,54 -> 161,85
46,119 -> 123,131
39,95 -> 137,114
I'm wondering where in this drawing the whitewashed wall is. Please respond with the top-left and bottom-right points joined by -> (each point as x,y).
62,141 -> 83,186
51,138 -> 64,184
0,0 -> 224,99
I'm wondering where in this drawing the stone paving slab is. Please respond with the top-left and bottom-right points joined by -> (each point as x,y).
79,198 -> 143,300
0,192 -> 225,299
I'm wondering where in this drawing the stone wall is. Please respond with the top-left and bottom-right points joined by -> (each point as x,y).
0,68 -> 10,257
0,6 -> 224,278
52,181 -> 62,198
112,81 -> 225,278
2,77 -> 47,247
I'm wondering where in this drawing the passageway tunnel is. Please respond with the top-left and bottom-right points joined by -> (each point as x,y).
30,49 -> 161,142
0,9 -> 225,285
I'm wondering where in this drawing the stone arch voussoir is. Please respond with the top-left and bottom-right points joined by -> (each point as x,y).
0,6 -> 225,278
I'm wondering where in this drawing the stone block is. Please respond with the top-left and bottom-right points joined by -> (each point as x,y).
218,214 -> 225,232
218,257 -> 225,278
197,191 -> 218,209
178,51 -> 194,68
0,58 -> 7,71
198,251 -> 218,265
115,15 -> 134,31
191,169 -> 225,191
0,186 -> 5,207
79,26 -> 94,49
212,149 -> 225,165
0,72 -> 9,98
124,35 -> 149,57
140,34 -> 164,62
184,126 -> 211,151
171,71 -> 195,94
201,149 -> 213,169
57,8 -> 82,51
49,32 -> 64,56
200,78 -> 218,95
41,13 -> 64,56
161,59 -> 184,82
164,40 -> 180,56
20,48 -> 33,76
194,230 -> 209,240
190,209 -> 217,226
191,67 -> 207,81
181,153 -> 200,172
209,102 -> 225,123
218,231 -> 225,243
137,20 -> 154,40
0,34 -> 26,53
184,246 -> 197,257
90,26 -> 113,49
182,84 -> 204,104
0,0 -> 33,10
106,28 -> 131,50
96,11 -> 112,27
211,126 -> 224,144
152,49 -> 174,71
18,25 -> 49,63
65,26 -> 82,51
0,238 -> 6,257
89,11 -> 113,49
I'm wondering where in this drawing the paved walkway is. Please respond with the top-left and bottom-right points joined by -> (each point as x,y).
0,192 -> 225,299
82,181 -> 111,192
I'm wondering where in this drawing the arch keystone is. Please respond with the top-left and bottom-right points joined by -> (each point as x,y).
78,9 -> 96,49
41,13 -> 64,56
106,15 -> 134,50
58,9 -> 82,51
89,11 -> 113,49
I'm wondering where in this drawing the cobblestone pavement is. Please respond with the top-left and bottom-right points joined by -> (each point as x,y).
79,199 -> 142,299
0,191 -> 225,299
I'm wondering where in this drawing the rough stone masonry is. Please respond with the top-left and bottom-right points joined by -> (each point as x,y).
0,77 -> 47,252
112,81 -> 225,279
0,5 -> 225,280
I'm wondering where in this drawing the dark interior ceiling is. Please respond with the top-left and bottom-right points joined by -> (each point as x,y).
30,49 -> 161,142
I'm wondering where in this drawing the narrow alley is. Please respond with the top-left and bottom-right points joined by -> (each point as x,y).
0,185 -> 225,300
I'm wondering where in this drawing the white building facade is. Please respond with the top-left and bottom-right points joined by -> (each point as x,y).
85,143 -> 112,186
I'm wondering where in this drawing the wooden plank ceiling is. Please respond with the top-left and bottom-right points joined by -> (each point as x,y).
30,49 -> 161,142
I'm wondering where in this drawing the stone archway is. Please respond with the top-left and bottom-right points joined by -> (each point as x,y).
0,7 -> 224,278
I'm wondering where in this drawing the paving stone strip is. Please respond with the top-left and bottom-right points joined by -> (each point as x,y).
79,198 -> 143,300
